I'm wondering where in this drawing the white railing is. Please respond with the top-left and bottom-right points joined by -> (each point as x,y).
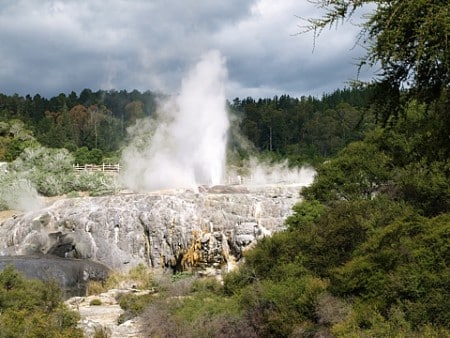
73,163 -> 120,173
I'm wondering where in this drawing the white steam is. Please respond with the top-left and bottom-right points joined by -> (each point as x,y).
0,175 -> 44,212
120,50 -> 229,191
230,157 -> 316,186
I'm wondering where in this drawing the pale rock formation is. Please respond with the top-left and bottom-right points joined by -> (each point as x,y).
0,184 -> 303,272
65,289 -> 151,338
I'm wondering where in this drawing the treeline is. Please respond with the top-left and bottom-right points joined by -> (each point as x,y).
231,87 -> 374,162
0,86 -> 375,165
0,89 -> 161,162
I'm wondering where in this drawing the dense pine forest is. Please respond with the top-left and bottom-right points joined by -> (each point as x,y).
0,86 -> 374,165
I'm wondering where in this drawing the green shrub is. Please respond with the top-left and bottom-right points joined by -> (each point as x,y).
395,160 -> 450,216
238,231 -> 308,282
237,276 -> 328,337
70,171 -> 117,196
117,293 -> 154,324
89,298 -> 102,306
0,265 -> 83,337
285,198 -> 413,276
93,326 -> 111,338
0,145 -> 118,200
74,147 -> 104,165
302,141 -> 392,202
127,263 -> 155,289
171,271 -> 193,282
223,267 -> 255,296
170,287 -> 243,338
87,264 -> 155,295
286,199 -> 325,231
191,277 -> 223,294
331,213 -> 450,328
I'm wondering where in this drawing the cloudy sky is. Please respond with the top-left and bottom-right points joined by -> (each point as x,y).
0,0 -> 376,100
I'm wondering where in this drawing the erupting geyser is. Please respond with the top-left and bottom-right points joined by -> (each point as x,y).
176,50 -> 229,186
120,50 -> 229,191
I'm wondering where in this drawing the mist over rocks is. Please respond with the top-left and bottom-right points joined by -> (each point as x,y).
0,184 -> 307,273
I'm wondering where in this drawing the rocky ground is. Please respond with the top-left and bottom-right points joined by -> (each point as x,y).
66,288 -> 150,338
1,184 -> 308,337
0,209 -> 19,223
0,195 -> 64,223
1,199 -> 148,337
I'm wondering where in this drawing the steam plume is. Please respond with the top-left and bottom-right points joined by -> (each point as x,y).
230,157 -> 316,186
120,50 -> 229,191
0,176 -> 44,212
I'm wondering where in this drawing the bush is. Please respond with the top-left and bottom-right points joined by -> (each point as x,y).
331,213 -> 450,328
169,285 -> 243,338
237,276 -> 327,337
0,145 -> 118,200
93,326 -> 111,338
286,199 -> 325,231
7,146 -> 74,197
302,141 -> 392,202
117,293 -> 154,324
0,265 -> 83,337
395,160 -> 450,216
237,231 -> 308,282
74,147 -> 104,165
70,171 -> 117,196
89,298 -> 102,306
285,198 -> 413,276
191,277 -> 223,294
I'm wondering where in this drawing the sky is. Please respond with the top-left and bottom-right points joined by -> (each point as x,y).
0,0 -> 376,100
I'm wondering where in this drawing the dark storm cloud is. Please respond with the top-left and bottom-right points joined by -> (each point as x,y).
0,0 -> 374,99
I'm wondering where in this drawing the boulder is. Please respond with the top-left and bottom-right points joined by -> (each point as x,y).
0,255 -> 109,298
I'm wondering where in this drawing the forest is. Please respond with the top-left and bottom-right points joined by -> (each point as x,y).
0,89 -> 160,163
0,86 -> 374,165
0,0 -> 449,336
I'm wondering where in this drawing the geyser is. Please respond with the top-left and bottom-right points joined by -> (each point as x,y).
121,50 -> 229,191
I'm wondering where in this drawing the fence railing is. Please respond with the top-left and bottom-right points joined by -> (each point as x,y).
73,163 -> 120,173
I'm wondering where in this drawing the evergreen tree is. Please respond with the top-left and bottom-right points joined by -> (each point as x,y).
304,0 -> 449,120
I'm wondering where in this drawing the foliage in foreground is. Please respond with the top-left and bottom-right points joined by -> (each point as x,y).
137,275 -> 257,338
0,265 -> 83,338
123,206 -> 449,337
96,198 -> 449,337
217,199 -> 450,337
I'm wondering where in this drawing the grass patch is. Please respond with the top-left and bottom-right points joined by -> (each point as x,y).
87,263 -> 154,295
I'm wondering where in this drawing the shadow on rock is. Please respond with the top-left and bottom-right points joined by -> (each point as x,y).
0,255 -> 109,298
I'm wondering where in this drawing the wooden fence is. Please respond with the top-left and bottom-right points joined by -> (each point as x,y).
73,163 -> 120,173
